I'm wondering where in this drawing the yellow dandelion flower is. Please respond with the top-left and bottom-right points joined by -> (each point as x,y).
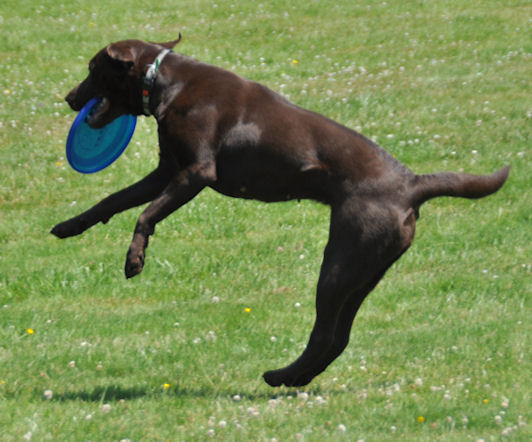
244,307 -> 251,313
417,416 -> 425,423
56,161 -> 63,167
163,383 -> 170,389
1,380 -> 6,385
483,398 -> 489,404
292,59 -> 299,65
27,328 -> 34,335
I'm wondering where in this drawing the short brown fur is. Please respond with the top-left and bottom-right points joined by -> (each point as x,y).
53,38 -> 509,387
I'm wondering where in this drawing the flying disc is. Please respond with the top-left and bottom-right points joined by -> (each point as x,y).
66,98 -> 137,173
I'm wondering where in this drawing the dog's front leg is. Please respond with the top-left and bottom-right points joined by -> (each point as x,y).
125,162 -> 216,278
51,166 -> 173,238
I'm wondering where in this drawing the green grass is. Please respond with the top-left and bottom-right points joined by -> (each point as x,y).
0,0 -> 530,440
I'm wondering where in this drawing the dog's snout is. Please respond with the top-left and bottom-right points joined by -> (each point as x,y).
65,88 -> 80,110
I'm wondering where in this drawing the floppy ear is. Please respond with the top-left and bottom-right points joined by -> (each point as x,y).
106,42 -> 136,70
155,33 -> 182,49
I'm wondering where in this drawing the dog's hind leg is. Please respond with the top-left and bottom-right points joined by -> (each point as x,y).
296,269 -> 388,384
263,203 -> 416,387
263,243 -> 373,387
310,208 -> 416,380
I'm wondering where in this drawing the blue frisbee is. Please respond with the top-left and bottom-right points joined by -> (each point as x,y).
66,98 -> 137,174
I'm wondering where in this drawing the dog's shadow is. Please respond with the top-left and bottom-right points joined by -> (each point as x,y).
47,383 -> 344,403
50,385 -> 149,402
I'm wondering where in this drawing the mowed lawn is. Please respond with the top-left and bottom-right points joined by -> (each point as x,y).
0,0 -> 530,440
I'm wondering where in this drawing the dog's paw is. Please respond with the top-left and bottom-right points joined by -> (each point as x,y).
125,248 -> 145,279
263,370 -> 284,387
263,369 -> 314,388
51,218 -> 86,238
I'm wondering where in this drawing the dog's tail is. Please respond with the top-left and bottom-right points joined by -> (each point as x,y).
410,166 -> 510,207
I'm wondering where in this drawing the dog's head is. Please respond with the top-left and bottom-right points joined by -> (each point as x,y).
65,37 -> 182,128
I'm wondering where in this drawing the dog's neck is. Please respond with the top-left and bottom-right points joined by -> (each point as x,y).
142,49 -> 173,116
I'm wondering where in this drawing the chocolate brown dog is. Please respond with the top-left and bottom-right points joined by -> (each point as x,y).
52,37 -> 509,387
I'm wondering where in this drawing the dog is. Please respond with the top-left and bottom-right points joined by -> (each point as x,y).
52,37 -> 509,387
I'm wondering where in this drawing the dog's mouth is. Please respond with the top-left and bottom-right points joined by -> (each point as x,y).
86,97 -> 111,128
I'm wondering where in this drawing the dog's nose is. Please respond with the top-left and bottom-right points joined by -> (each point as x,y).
65,86 -> 82,110
65,91 -> 76,107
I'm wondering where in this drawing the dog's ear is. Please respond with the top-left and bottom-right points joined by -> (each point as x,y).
105,42 -> 136,71
155,33 -> 182,50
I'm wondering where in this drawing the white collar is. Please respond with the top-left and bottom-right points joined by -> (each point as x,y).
142,49 -> 172,116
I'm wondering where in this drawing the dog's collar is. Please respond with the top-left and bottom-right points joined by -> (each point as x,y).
142,49 -> 172,116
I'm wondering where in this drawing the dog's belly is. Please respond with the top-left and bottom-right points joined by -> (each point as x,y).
211,149 -> 333,204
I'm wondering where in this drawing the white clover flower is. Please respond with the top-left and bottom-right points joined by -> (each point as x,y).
247,406 -> 260,417
297,392 -> 309,402
501,427 -> 513,437
315,396 -> 327,405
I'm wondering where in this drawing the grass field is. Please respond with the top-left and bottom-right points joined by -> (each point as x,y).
0,0 -> 530,440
